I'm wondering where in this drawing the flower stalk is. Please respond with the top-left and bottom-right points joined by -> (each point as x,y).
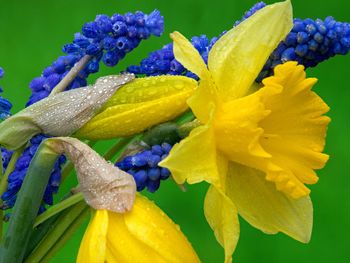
0,141 -> 59,263
50,55 -> 92,96
24,201 -> 88,263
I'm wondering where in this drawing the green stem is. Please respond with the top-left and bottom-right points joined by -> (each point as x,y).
0,141 -> 59,263
175,110 -> 195,125
38,208 -> 90,263
0,147 -> 25,240
60,161 -> 74,182
34,192 -> 84,227
24,202 -> 87,263
105,136 -> 140,162
24,212 -> 61,259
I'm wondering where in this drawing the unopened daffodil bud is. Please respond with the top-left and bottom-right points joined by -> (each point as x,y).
0,74 -> 134,150
75,75 -> 197,140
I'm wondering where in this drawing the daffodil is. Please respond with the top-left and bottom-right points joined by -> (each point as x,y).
77,194 -> 200,263
160,1 -> 330,262
76,75 -> 197,140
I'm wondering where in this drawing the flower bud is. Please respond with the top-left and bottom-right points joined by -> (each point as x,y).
0,74 -> 134,150
75,75 -> 197,140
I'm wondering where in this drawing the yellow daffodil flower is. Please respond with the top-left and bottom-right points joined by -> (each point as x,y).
75,76 -> 197,140
160,1 -> 330,262
77,195 -> 200,263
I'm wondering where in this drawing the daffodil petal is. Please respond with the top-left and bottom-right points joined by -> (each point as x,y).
124,194 -> 201,263
75,79 -> 196,140
227,162 -> 313,243
187,80 -> 218,124
171,31 -> 210,80
208,0 -> 292,100
77,210 -> 108,263
160,124 -> 221,186
103,75 -> 197,109
204,185 -> 239,263
107,208 -> 165,262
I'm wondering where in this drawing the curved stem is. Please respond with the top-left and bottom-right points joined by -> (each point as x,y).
0,142 -> 59,263
104,136 -> 139,162
50,55 -> 91,95
24,202 -> 87,263
38,208 -> 89,263
34,192 -> 84,227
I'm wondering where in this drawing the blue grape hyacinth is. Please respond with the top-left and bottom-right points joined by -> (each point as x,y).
0,67 -> 12,121
258,15 -> 350,80
128,1 -> 350,82
116,143 -> 172,193
1,10 -> 164,211
28,10 -> 164,106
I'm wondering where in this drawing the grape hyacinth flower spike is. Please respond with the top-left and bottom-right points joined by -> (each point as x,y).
1,10 -> 164,211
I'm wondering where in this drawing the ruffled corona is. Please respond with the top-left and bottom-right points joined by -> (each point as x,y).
214,62 -> 330,198
77,195 -> 200,263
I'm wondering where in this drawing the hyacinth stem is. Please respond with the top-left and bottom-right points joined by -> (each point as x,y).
50,55 -> 92,96
0,147 -> 25,239
0,141 -> 59,263
39,208 -> 89,262
104,136 -> 140,162
34,192 -> 84,227
24,201 -> 87,263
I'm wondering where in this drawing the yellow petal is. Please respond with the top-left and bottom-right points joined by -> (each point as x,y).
75,77 -> 196,140
159,123 -> 221,186
107,195 -> 200,263
171,31 -> 220,124
171,31 -> 209,80
103,75 -> 197,108
258,61 -> 330,198
77,210 -> 108,263
227,163 -> 313,243
204,185 -> 239,263
208,0 -> 293,100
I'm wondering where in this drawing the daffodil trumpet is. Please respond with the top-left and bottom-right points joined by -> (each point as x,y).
160,1 -> 330,262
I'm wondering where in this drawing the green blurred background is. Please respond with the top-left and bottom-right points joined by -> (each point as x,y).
1,0 -> 350,262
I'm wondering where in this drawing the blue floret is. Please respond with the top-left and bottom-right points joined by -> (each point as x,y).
116,143 -> 172,193
0,67 -> 12,121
